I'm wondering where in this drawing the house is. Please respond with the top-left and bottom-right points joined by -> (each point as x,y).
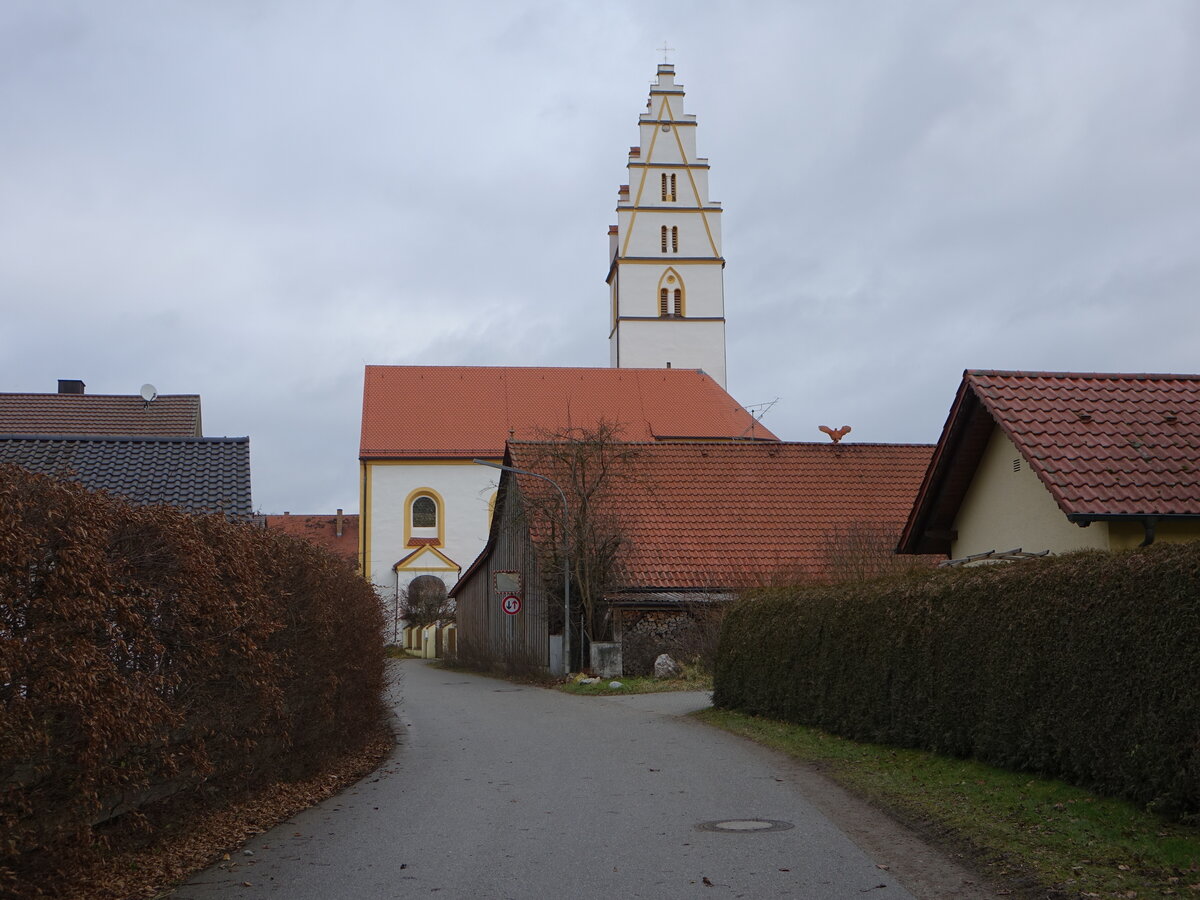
0,379 -> 202,436
262,511 -> 359,565
0,379 -> 251,518
358,365 -> 775,613
450,439 -> 933,674
898,370 -> 1200,561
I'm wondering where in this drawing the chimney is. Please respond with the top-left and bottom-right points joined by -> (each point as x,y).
336,508 -> 344,538
58,379 -> 85,395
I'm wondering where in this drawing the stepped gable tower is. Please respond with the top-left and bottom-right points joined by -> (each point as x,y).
607,63 -> 728,389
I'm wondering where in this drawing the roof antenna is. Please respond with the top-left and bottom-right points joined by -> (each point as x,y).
140,383 -> 158,406
737,398 -> 779,439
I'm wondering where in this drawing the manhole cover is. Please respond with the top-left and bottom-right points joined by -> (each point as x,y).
696,819 -> 794,833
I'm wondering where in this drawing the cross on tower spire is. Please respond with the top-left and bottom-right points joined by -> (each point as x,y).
658,41 -> 675,63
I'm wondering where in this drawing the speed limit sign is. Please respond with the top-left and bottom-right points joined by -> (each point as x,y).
501,595 -> 522,615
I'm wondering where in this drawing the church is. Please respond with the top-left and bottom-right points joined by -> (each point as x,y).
358,64 -> 771,609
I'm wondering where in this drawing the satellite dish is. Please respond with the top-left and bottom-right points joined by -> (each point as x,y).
140,383 -> 158,402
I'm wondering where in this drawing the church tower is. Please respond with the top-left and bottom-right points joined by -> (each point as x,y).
607,64 -> 727,388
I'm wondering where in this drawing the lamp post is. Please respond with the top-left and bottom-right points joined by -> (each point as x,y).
473,459 -> 572,675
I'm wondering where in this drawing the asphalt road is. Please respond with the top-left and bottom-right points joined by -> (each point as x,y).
171,660 -> 990,899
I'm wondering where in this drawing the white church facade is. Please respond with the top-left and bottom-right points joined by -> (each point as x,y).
358,65 -> 762,609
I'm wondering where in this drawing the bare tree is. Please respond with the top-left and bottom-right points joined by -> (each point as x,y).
398,574 -> 454,629
513,422 -> 641,664
820,522 -> 921,584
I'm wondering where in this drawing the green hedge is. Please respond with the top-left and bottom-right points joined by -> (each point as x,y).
713,542 -> 1200,816
0,465 -> 387,895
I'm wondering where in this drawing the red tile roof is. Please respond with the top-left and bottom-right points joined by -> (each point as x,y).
0,392 -> 202,437
899,370 -> 1200,554
262,513 -> 359,565
504,440 -> 934,589
359,366 -> 776,459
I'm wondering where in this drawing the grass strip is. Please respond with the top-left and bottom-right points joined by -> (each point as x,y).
557,674 -> 713,695
695,708 -> 1200,899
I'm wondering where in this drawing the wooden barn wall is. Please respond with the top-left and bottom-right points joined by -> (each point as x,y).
456,485 -> 550,669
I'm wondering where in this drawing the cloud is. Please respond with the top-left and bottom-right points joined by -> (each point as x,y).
2,0 -> 1197,512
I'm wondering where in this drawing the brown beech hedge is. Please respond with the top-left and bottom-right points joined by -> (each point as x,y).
0,465 -> 386,893
714,542 -> 1200,817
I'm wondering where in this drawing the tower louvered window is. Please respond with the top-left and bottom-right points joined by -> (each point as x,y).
659,288 -> 669,317
673,288 -> 683,317
661,226 -> 668,253
671,226 -> 679,252
661,172 -> 677,201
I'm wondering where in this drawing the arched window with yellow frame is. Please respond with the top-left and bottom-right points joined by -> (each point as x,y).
404,487 -> 446,546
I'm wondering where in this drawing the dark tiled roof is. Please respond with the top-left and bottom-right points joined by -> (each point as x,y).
0,436 -> 251,518
497,440 -> 934,590
0,393 -> 202,437
899,370 -> 1200,554
360,365 -> 776,459
261,513 -> 359,564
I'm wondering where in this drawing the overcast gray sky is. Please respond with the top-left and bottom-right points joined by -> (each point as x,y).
3,1 -> 1198,514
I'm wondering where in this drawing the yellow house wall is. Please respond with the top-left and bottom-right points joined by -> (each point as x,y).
1107,519 -> 1200,551
952,425 -> 1110,558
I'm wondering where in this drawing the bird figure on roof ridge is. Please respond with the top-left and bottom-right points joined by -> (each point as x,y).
819,425 -> 852,443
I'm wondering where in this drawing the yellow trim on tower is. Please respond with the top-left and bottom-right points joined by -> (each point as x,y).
611,258 -> 724,265
664,94 -> 720,258
621,94 -> 670,257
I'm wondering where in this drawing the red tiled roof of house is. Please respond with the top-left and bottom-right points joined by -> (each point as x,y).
262,513 -> 359,565
899,370 -> 1200,554
506,440 -> 934,589
970,370 -> 1200,516
0,392 -> 202,437
359,366 -> 776,459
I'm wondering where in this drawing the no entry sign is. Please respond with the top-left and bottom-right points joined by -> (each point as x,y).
501,595 -> 522,615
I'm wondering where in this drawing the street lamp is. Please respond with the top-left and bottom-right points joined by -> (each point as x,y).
473,459 -> 572,675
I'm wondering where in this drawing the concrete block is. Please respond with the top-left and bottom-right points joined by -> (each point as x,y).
590,641 -> 623,678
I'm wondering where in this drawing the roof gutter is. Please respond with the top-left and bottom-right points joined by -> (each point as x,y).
1063,513 -> 1200,547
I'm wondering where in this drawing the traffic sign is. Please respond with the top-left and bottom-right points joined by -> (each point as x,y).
494,571 -> 522,594
501,595 -> 522,615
